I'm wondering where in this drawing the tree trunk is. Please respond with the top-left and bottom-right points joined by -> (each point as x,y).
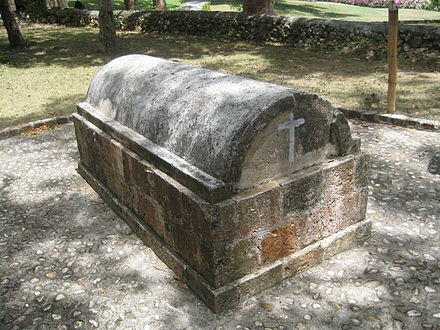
56,0 -> 68,8
0,0 -> 26,48
153,0 -> 167,11
243,0 -> 273,15
123,0 -> 138,9
98,0 -> 116,53
387,2 -> 398,114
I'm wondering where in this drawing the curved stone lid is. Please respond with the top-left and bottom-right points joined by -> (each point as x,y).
84,54 -> 355,186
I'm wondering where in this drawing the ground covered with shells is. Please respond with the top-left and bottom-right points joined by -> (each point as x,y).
1,121 -> 439,329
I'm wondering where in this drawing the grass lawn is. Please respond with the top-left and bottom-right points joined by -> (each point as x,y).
211,0 -> 440,22
0,23 -> 439,130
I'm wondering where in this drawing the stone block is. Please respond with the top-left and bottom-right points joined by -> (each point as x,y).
292,189 -> 368,248
132,187 -> 168,241
354,152 -> 370,188
280,169 -> 324,213
212,237 -> 261,288
261,224 -> 297,263
283,244 -> 323,277
322,157 -> 355,198
216,184 -> 281,242
236,262 -> 284,301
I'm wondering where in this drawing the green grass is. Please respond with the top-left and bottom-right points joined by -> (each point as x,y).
211,0 -> 440,21
70,0 -> 182,10
0,23 -> 439,130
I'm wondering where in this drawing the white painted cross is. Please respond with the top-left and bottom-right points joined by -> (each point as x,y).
278,113 -> 305,162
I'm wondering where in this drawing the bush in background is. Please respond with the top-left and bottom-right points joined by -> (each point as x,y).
425,0 -> 440,10
324,0 -> 438,10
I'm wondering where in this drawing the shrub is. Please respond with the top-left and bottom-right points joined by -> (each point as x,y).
325,0 -> 438,10
25,0 -> 48,19
202,2 -> 211,10
425,0 -> 440,10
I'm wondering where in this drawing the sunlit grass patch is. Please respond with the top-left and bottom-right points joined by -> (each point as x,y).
0,23 -> 439,130
210,0 -> 440,21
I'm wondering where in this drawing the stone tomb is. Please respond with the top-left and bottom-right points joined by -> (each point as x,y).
73,55 -> 371,312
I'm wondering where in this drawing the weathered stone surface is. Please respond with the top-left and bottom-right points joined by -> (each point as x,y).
322,157 -> 355,198
283,244 -> 323,277
74,115 -> 217,284
216,184 -> 281,241
74,55 -> 370,312
330,110 -> 361,156
280,169 -> 324,212
83,55 -> 355,189
261,224 -> 297,263
213,237 -> 261,285
292,189 -> 368,248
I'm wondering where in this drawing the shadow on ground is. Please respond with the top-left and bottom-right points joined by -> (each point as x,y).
0,94 -> 84,130
1,122 -> 440,328
274,1 -> 357,18
0,24 -> 439,125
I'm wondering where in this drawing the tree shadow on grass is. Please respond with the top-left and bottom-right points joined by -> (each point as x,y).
0,26 -> 109,69
1,24 -> 437,74
0,93 -> 84,130
274,1 -> 357,19
1,24 -> 439,126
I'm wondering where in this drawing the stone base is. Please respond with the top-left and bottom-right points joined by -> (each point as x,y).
78,163 -> 371,313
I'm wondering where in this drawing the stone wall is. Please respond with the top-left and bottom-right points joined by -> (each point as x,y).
45,9 -> 440,55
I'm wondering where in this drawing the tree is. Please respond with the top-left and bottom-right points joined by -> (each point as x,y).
98,0 -> 116,52
26,0 -> 49,20
123,0 -> 139,10
46,0 -> 68,8
54,0 -> 68,8
153,0 -> 167,11
0,0 -> 26,48
243,0 -> 273,15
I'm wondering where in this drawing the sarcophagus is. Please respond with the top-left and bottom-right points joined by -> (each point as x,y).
73,55 -> 370,312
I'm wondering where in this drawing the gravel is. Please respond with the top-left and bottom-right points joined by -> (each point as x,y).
0,121 -> 439,329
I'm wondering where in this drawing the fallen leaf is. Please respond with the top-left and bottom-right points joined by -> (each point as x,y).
21,125 -> 57,136
179,284 -> 189,290
173,275 -> 181,281
260,302 -> 274,311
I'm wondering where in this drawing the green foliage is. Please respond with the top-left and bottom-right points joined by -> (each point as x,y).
0,55 -> 11,64
358,38 -> 370,48
226,0 -> 242,11
73,0 -> 182,10
26,0 -> 48,19
425,0 -> 440,10
113,14 -> 125,29
202,2 -> 211,10
348,38 -> 371,49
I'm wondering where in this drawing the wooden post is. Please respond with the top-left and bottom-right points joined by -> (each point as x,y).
387,1 -> 398,114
